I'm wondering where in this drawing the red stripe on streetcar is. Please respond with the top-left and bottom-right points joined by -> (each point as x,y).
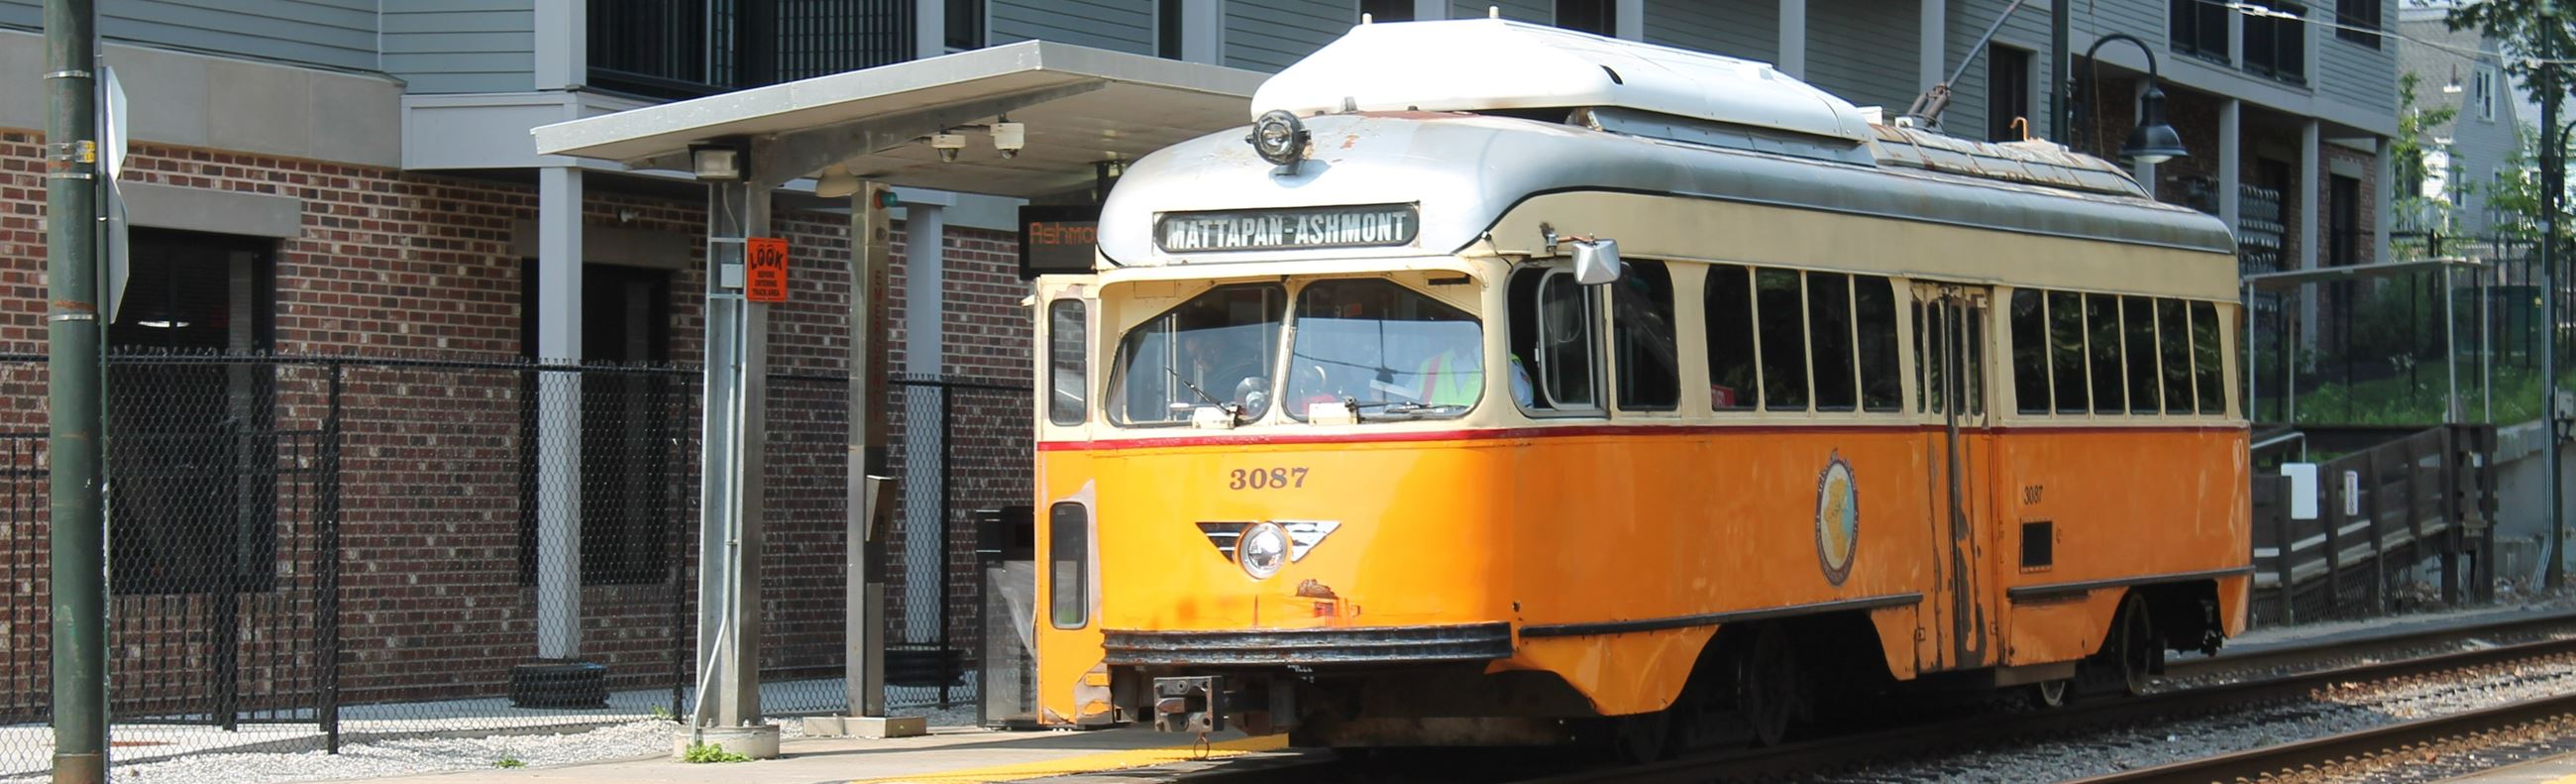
1035,422 -> 2245,452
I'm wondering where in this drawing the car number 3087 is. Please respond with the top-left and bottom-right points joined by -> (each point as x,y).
1228,468 -> 1308,490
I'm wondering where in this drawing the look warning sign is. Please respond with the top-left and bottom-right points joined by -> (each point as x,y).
746,237 -> 790,303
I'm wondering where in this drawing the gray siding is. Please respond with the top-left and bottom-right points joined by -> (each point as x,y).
1803,0 -> 1916,113
0,0 -> 376,71
1227,0 -> 1352,72
2317,3 -> 2396,117
1452,0 -> 1550,24
382,0 -> 536,94
1643,0 -> 1773,62
991,0 -> 1153,55
2397,14 -> 2520,237
1946,0 -> 2055,141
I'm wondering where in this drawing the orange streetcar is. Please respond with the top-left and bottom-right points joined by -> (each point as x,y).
1028,19 -> 2246,759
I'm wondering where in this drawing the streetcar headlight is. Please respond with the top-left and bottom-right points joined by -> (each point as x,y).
1238,522 -> 1289,580
1246,110 -> 1309,168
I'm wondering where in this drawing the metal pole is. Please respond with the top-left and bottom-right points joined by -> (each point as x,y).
44,0 -> 108,779
846,182 -> 892,721
2484,265 -> 2494,423
2545,54 -> 2565,590
2447,268 -> 2459,423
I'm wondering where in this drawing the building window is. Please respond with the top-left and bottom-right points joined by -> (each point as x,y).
1556,0 -> 1615,35
2474,66 -> 2498,121
946,0 -> 984,51
2329,174 -> 2361,266
2171,0 -> 2229,62
1159,0 -> 1183,58
588,0 -> 917,99
108,229 -> 277,596
1360,0 -> 1413,22
518,262 -> 682,586
2334,0 -> 2380,47
1988,46 -> 2033,142
2245,1 -> 2308,84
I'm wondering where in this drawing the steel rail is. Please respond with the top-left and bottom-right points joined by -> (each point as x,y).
2164,610 -> 2576,680
2066,691 -> 2576,783
1512,633 -> 2576,783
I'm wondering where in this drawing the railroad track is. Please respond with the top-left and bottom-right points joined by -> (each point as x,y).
1513,620 -> 2576,784
2160,610 -> 2576,683
2067,691 -> 2576,783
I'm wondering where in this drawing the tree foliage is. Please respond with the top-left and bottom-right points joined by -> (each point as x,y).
2446,1 -> 2576,106
2394,71 -> 2463,244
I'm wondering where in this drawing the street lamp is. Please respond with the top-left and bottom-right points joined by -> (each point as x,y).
2074,34 -> 2189,165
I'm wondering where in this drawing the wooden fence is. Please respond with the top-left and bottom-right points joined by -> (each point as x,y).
2250,424 -> 2499,624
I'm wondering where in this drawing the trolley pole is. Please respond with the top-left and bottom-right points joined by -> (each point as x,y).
43,0 -> 109,781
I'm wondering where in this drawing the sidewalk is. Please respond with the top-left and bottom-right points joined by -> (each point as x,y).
317,727 -> 1299,784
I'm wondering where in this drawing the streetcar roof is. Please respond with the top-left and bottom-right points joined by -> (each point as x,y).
1253,19 -> 1874,147
1094,111 -> 2237,268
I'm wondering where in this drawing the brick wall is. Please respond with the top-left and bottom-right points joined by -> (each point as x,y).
0,126 -> 1036,717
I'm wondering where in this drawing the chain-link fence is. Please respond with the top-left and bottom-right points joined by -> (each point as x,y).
0,353 -> 1029,773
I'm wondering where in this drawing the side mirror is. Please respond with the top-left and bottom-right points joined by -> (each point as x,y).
1571,239 -> 1621,284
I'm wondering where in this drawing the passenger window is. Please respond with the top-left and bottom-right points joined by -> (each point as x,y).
2191,301 -> 2224,415
2010,289 -> 2048,414
2085,293 -> 2121,414
1705,265 -> 1758,410
1808,272 -> 1857,411
1110,284 -> 1286,425
1510,269 -> 1599,411
1612,261 -> 1679,410
1756,269 -> 1810,410
2122,296 -> 2159,414
2046,291 -> 2087,414
1963,305 -> 1985,416
1918,299 -> 1945,415
2157,298 -> 2192,414
1854,276 -> 1901,411
1048,299 -> 1087,426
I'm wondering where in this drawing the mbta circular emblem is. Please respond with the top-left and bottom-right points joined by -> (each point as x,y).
1814,453 -> 1859,586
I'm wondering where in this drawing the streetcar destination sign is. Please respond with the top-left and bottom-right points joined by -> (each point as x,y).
1154,203 -> 1419,253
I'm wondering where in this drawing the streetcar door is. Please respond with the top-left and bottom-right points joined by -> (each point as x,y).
1915,284 -> 1996,670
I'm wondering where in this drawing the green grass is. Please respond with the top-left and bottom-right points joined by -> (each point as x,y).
493,756 -> 525,769
682,741 -> 751,764
2276,365 -> 2563,426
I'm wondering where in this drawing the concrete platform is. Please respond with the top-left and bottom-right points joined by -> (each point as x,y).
2182,600 -> 2576,664
315,726 -> 1303,784
2436,751 -> 2576,782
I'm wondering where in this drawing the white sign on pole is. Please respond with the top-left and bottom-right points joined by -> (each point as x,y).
100,65 -> 130,323
2281,463 -> 2319,521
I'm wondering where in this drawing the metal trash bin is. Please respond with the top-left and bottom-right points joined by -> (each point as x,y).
975,505 -> 1037,728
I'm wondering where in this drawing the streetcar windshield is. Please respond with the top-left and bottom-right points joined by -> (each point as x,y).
1283,280 -> 1482,420
1110,284 -> 1286,425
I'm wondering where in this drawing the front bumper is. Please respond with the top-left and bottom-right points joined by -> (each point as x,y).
1102,622 -> 1514,666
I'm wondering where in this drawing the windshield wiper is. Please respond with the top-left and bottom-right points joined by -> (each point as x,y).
1165,367 -> 1240,425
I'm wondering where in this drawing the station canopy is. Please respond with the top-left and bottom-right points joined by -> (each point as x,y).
532,41 -> 1265,198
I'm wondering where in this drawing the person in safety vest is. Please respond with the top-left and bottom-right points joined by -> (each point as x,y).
1411,347 -> 1485,407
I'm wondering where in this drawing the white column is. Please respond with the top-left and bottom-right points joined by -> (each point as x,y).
901,204 -> 946,643
535,166 -> 584,661
915,0 -> 947,56
1412,0 -> 1445,20
2219,99 -> 2242,231
535,2 -> 585,90
2299,119 -> 2322,355
1183,0 -> 1224,64
2374,137 -> 2394,263
1778,0 -> 1806,79
1919,0 -> 1946,96
1616,0 -> 1645,40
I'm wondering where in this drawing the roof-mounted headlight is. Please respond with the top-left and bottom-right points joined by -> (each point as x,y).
1246,110 -> 1309,172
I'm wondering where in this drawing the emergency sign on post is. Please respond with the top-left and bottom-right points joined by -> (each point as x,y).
746,237 -> 790,302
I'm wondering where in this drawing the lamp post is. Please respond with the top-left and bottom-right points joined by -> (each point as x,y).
2070,34 -> 2189,165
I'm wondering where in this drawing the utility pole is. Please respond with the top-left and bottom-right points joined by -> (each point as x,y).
2546,13 -> 2568,591
42,0 -> 108,781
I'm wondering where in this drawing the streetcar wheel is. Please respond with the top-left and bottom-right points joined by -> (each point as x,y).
1737,624 -> 1794,746
2114,594 -> 2160,696
2031,678 -> 2069,709
1612,710 -> 1670,763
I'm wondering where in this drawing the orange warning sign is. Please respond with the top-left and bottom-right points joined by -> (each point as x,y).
746,237 -> 789,303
